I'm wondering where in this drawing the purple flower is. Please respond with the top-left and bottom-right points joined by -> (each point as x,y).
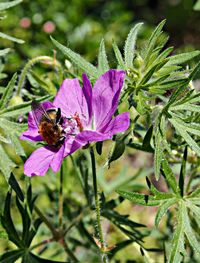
20,70 -> 130,176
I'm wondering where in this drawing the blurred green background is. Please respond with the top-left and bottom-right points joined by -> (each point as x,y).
1,0 -> 200,74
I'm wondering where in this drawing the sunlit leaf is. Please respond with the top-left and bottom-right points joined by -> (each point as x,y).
51,37 -> 98,78
98,38 -> 109,74
124,22 -> 143,68
0,32 -> 24,44
0,0 -> 22,11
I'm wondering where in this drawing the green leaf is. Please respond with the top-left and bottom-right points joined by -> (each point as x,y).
0,118 -> 26,156
98,39 -> 109,74
51,37 -> 98,78
161,159 -> 179,194
179,147 -> 187,197
0,95 -> 52,117
15,197 -> 31,245
8,133 -> 25,156
168,201 -> 185,263
167,51 -> 200,65
0,48 -> 10,57
0,0 -> 22,11
8,173 -> 24,202
0,249 -> 24,263
188,60 -> 200,81
0,133 -> 10,143
182,202 -> 200,256
169,118 -> 200,156
96,141 -> 103,155
1,191 -> 21,247
23,252 -> 66,263
143,19 -> 166,63
0,73 -> 17,110
142,125 -> 154,152
187,188 -> 200,198
107,140 -> 125,167
0,32 -> 24,44
139,60 -> 168,86
116,190 -> 162,206
0,144 -> 16,181
112,40 -> 125,69
149,78 -> 188,94
155,198 -> 177,227
194,0 -> 200,10
154,128 -> 163,181
170,103 -> 200,112
124,22 -> 143,68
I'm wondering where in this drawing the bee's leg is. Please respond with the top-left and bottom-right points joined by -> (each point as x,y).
54,136 -> 65,148
59,117 -> 64,125
56,108 -> 61,123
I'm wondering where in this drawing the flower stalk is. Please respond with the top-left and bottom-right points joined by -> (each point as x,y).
59,163 -> 64,227
16,55 -> 63,96
90,147 -> 109,263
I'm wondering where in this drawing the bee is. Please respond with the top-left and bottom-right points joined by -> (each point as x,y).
31,101 -> 65,147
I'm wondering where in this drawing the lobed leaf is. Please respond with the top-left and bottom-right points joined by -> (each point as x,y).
116,190 -> 162,206
0,144 -> 16,181
167,51 -> 200,65
8,173 -> 24,202
98,39 -> 109,74
154,127 -> 163,181
161,159 -> 179,194
51,37 -> 99,78
155,198 -> 177,227
168,201 -> 185,263
0,249 -> 24,263
124,22 -> 143,68
112,40 -> 126,69
143,19 -> 166,63
188,60 -> 200,81
182,202 -> 200,256
0,73 -> 17,110
169,118 -> 200,156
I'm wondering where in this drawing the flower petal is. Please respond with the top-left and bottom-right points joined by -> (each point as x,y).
102,112 -> 130,136
24,146 -> 56,176
93,69 -> 125,131
53,79 -> 89,126
20,112 -> 42,142
50,144 -> 65,172
42,101 -> 55,110
82,73 -> 93,126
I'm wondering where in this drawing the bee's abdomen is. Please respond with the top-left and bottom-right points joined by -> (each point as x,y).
39,121 -> 62,146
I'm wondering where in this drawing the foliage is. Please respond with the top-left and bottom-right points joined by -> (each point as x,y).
1,1 -> 200,261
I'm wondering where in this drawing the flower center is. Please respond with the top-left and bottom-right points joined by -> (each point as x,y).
61,113 -> 84,136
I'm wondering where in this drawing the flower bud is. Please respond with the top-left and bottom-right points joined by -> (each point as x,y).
9,96 -> 24,106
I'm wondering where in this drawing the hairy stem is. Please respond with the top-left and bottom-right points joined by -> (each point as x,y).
16,55 -> 63,96
59,164 -> 64,227
90,147 -> 108,263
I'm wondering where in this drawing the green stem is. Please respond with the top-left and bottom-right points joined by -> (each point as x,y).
59,164 -> 64,227
90,147 -> 109,263
34,205 -> 59,239
60,238 -> 78,262
16,55 -> 63,96
34,205 -> 78,261
30,237 -> 54,251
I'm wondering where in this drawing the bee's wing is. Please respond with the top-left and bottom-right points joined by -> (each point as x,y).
31,101 -> 54,127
